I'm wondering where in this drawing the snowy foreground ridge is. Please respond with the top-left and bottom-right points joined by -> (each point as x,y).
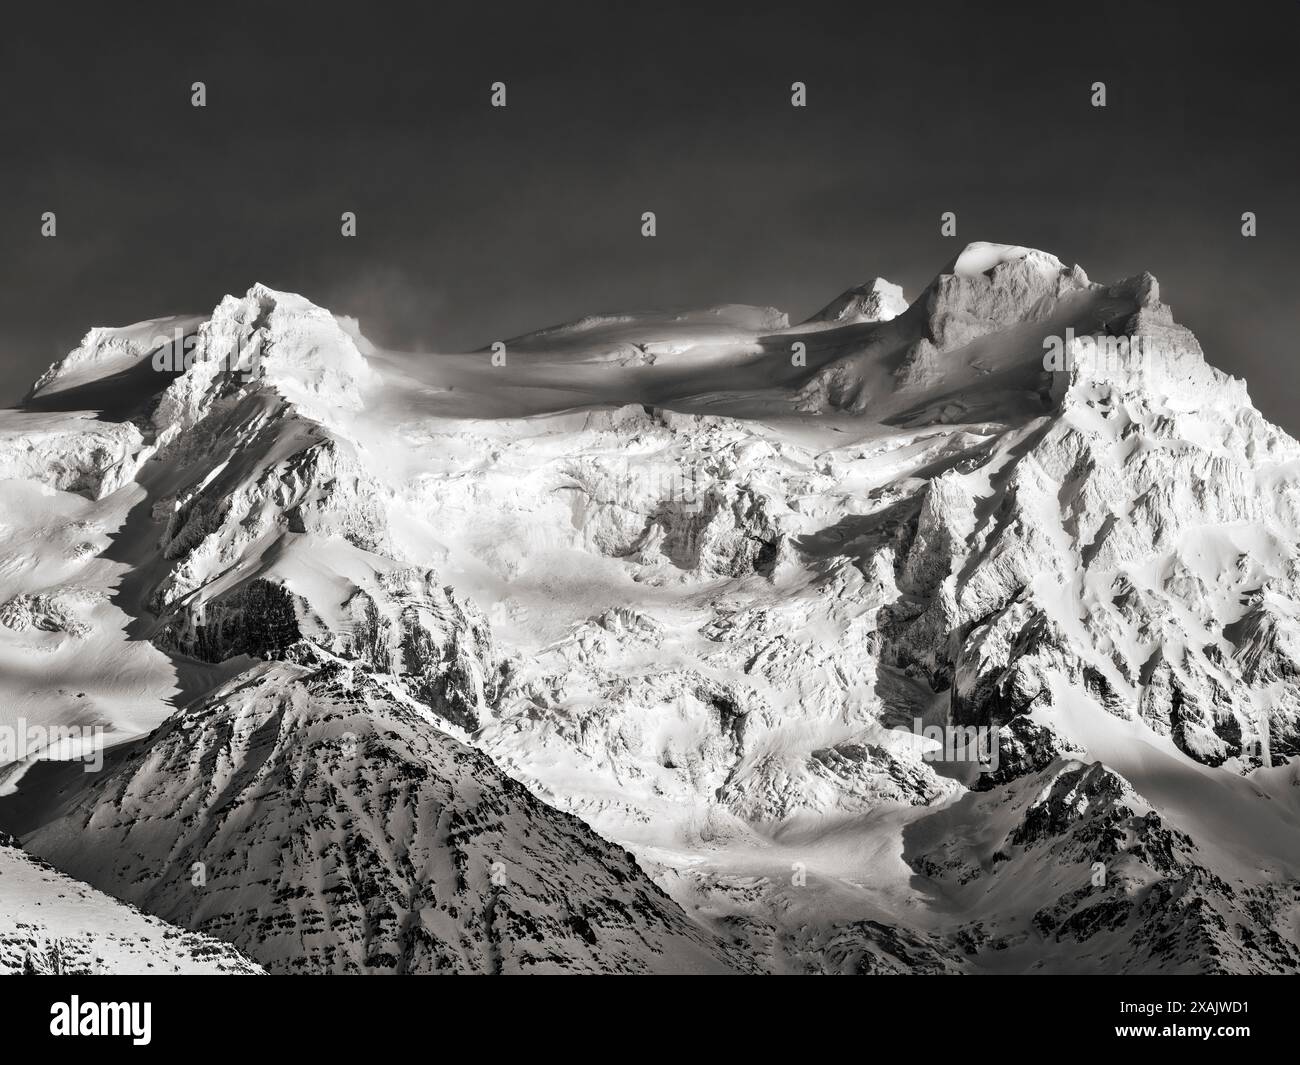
2,242 -> 1299,974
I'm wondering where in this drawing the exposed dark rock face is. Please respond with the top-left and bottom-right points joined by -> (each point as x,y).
157,578 -> 301,662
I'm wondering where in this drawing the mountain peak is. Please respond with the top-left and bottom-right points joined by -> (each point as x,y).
946,241 -> 1067,279
806,277 -> 908,325
145,283 -> 380,439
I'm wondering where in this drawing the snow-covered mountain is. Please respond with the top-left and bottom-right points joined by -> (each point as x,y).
3,242 -> 1299,974
25,654 -> 748,974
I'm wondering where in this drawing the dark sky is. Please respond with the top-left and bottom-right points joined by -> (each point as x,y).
1,2 -> 1297,430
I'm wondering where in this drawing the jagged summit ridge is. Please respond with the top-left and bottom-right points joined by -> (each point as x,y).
25,284 -> 379,442
22,244 -> 1219,431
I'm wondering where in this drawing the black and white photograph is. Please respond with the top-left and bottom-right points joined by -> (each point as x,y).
0,0 -> 1296,1042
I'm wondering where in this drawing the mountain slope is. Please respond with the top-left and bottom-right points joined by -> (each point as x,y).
24,650 -> 749,974
0,831 -> 262,974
